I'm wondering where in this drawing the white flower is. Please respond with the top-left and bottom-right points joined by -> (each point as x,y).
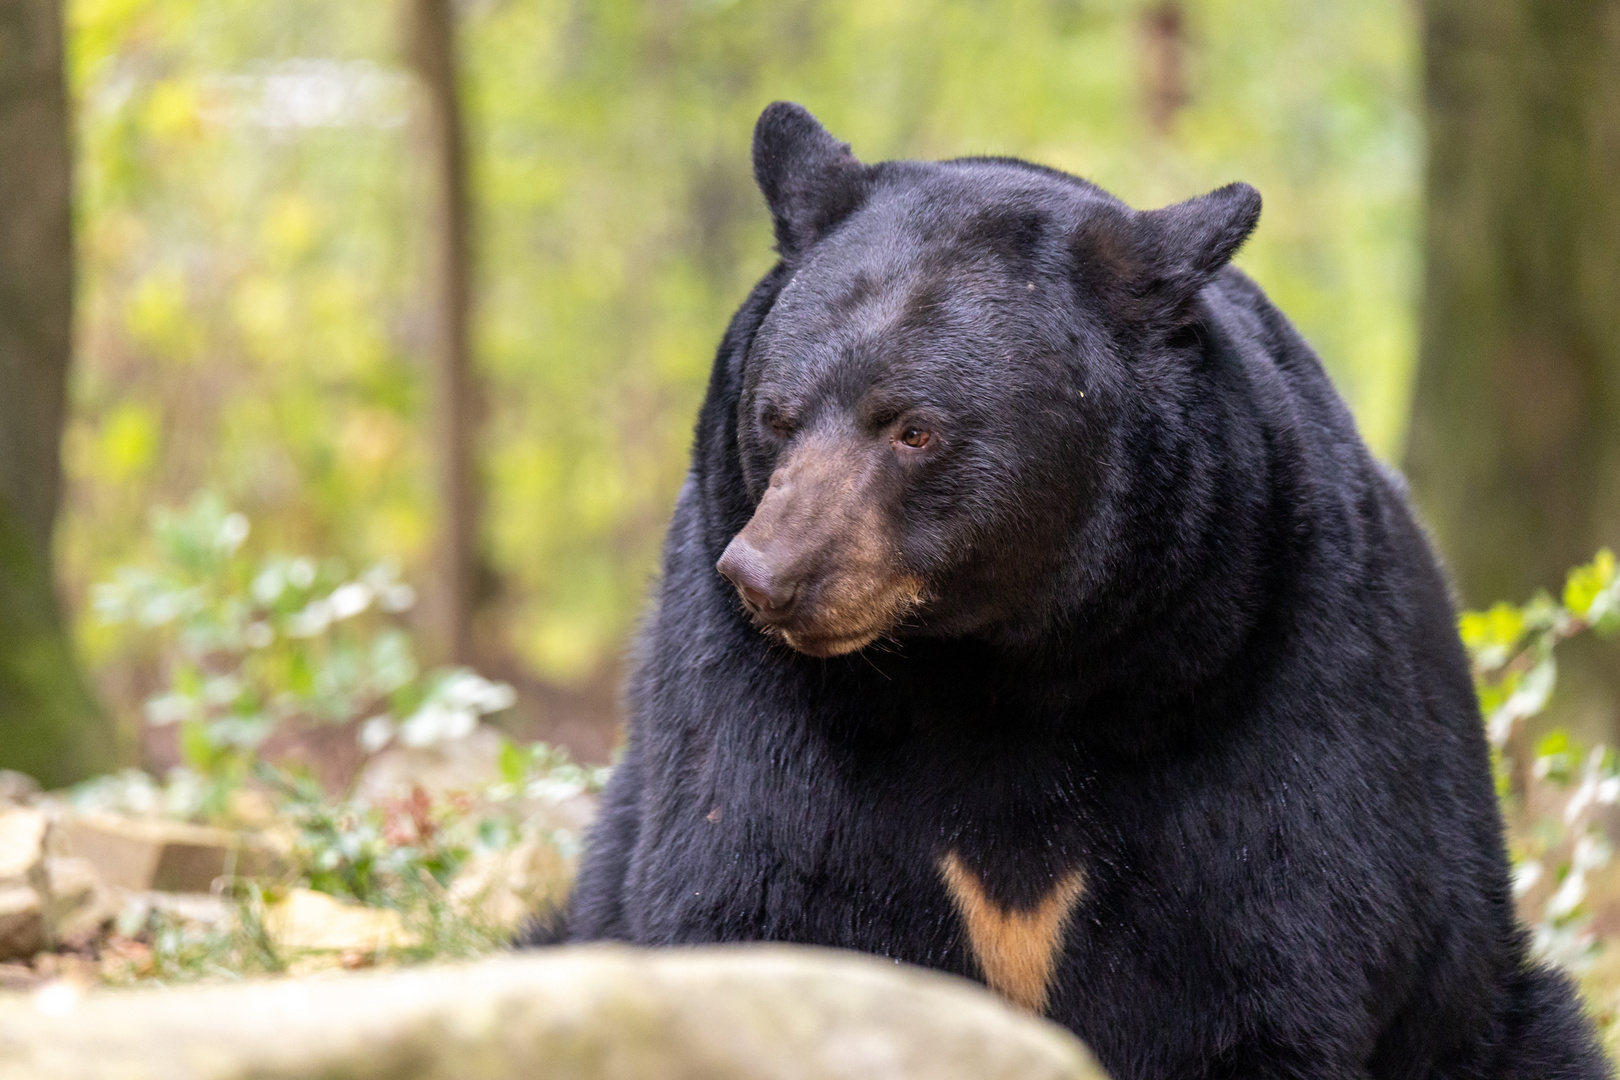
144,692 -> 196,726
286,598 -> 332,637
1512,860 -> 1543,898
1546,868 -> 1589,922
526,777 -> 586,803
1564,748 -> 1612,825
399,702 -> 477,747
437,670 -> 516,715
219,512 -> 251,553
328,582 -> 373,620
358,714 -> 397,754
140,592 -> 185,626
252,565 -> 286,605
1487,658 -> 1556,747
287,557 -> 316,589
380,583 -> 416,613
1573,834 -> 1611,874
202,675 -> 242,706
1531,921 -> 1598,971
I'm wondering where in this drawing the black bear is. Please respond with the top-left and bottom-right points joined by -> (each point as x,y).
550,102 -> 1610,1078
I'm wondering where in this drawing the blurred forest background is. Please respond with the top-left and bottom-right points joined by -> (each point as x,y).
2,0 -> 1617,780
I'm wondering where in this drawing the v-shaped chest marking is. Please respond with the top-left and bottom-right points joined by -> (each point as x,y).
938,851 -> 1085,1015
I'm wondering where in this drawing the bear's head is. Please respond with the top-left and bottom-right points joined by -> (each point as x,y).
716,102 -> 1260,658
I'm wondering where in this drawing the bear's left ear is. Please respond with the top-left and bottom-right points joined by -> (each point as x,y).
1075,182 -> 1261,328
752,102 -> 869,261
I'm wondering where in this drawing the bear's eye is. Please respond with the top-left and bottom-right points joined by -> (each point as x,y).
897,427 -> 931,450
764,414 -> 794,439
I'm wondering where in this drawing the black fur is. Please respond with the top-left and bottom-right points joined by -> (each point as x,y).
550,103 -> 1610,1079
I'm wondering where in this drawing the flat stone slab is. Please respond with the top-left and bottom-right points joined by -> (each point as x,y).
55,814 -> 275,893
0,945 -> 1108,1080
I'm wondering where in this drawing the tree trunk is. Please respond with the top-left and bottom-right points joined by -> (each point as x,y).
1139,2 -> 1189,136
407,0 -> 480,667
0,0 -> 114,786
1408,0 -> 1620,730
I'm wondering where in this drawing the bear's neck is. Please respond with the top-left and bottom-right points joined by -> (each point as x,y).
976,373 -> 1311,745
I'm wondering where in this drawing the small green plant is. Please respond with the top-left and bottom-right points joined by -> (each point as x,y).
1461,548 -> 1620,970
80,495 -> 612,982
93,494 -> 514,812
102,885 -> 285,986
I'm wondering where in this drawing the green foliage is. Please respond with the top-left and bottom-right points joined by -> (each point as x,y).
262,739 -> 604,918
63,0 -> 1421,696
104,886 -> 286,985
257,764 -> 457,907
93,494 -> 512,804
497,738 -> 611,803
1463,549 -> 1620,752
75,726 -> 606,983
1461,550 -> 1620,970
1565,550 -> 1620,630
77,495 -> 605,979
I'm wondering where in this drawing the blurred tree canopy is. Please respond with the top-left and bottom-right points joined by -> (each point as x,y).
63,0 -> 1419,739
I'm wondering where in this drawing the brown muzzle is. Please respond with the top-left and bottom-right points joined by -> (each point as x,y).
717,433 -> 923,657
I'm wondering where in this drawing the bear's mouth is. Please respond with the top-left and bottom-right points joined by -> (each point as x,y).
777,625 -> 887,658
758,573 -> 927,658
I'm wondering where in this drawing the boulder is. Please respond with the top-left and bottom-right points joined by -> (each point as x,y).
0,808 -> 50,960
56,814 -> 275,893
0,945 -> 1109,1080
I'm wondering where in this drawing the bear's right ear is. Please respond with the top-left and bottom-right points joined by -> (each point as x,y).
1073,182 -> 1261,329
752,102 -> 868,261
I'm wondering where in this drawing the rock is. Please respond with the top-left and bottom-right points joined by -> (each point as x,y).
0,809 -> 50,961
0,887 -> 45,961
0,945 -> 1108,1080
44,857 -> 111,943
265,888 -> 418,954
524,789 -> 599,836
0,808 -> 47,886
56,814 -> 275,893
448,839 -> 572,930
29,952 -> 99,985
0,962 -> 36,991
116,890 -> 231,934
0,772 -> 39,807
356,724 -> 507,802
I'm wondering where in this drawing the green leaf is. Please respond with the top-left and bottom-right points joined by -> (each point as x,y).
1459,602 -> 1525,670
1534,730 -> 1577,785
1563,548 -> 1617,619
178,719 -> 224,773
497,737 -> 526,787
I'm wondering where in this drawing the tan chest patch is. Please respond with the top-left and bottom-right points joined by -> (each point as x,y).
938,851 -> 1085,1014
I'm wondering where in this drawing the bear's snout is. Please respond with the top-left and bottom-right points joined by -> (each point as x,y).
716,535 -> 801,620
717,434 -> 924,657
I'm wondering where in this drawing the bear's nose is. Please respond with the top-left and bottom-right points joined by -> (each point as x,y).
716,537 -> 799,620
